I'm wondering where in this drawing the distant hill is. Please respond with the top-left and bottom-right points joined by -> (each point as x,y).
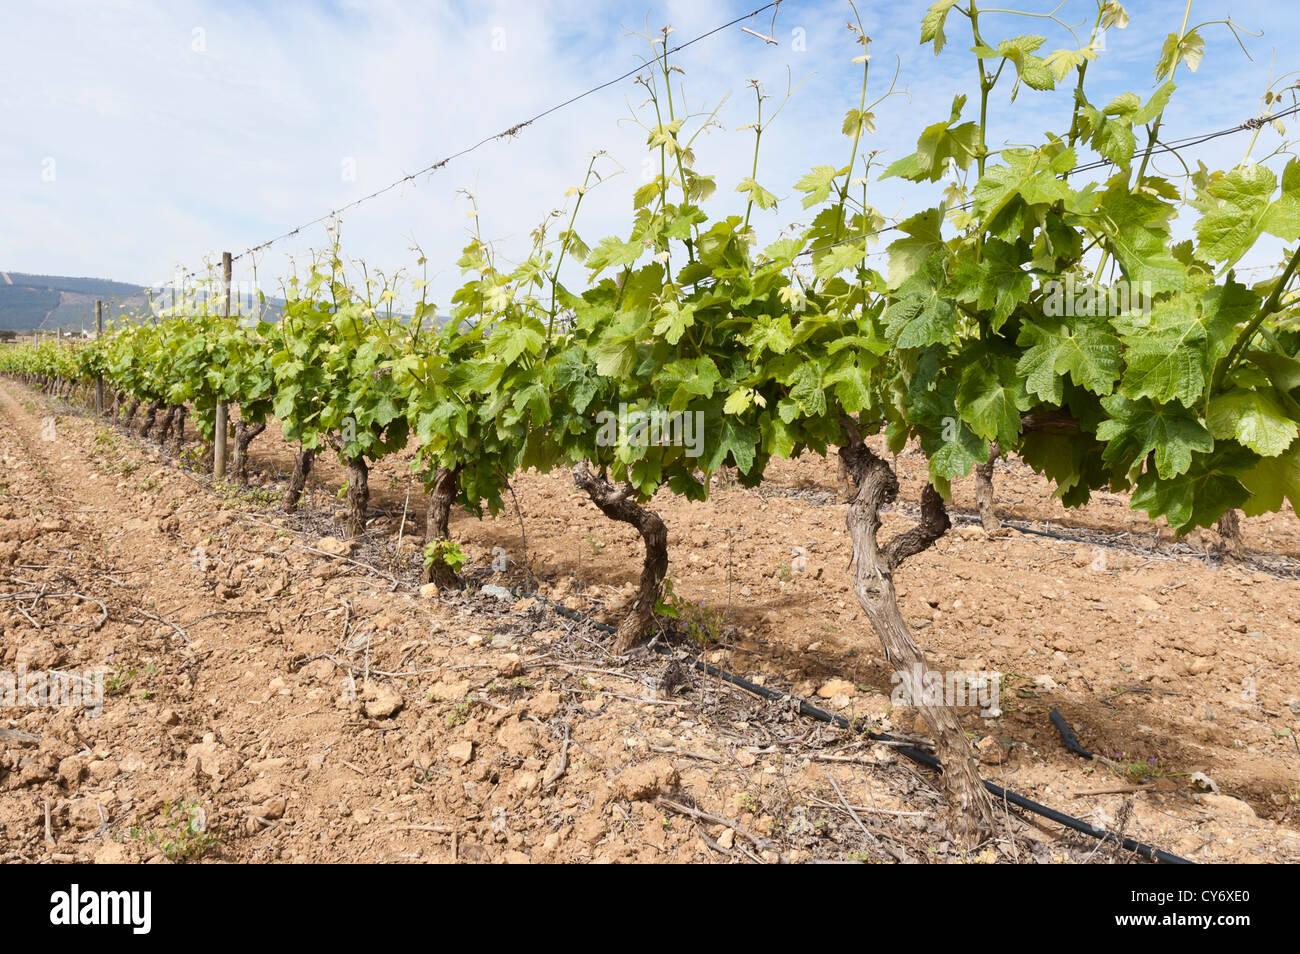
0,272 -> 285,332
0,272 -> 149,331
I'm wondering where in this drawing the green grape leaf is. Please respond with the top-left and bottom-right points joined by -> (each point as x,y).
1195,159 -> 1300,266
955,356 -> 1031,445
1098,188 -> 1186,294
1097,393 -> 1213,479
1017,313 -> 1121,402
921,0 -> 961,55
1118,281 -> 1252,406
885,208 -> 946,287
795,165 -> 842,208
883,292 -> 958,349
1239,442 -> 1300,517
1130,449 -> 1251,531
586,235 -> 643,272
1154,29 -> 1204,79
1207,388 -> 1299,457
736,178 -> 779,211
949,236 -> 1033,330
881,96 -> 978,184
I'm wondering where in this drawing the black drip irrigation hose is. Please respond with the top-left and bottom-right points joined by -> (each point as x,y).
766,489 -> 1300,581
947,510 -> 1300,580
1004,520 -> 1300,580
531,596 -> 1191,864
1050,708 -> 1096,760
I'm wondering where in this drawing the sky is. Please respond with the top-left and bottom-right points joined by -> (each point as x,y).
3,0 -> 1298,314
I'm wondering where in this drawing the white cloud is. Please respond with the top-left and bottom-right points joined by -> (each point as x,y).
2,0 -> 1297,308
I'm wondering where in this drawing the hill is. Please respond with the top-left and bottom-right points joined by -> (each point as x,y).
0,272 -> 155,331
0,271 -> 285,331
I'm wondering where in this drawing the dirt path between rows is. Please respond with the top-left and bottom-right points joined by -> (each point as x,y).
3,380 -> 1299,862
0,381 -> 1022,863
240,407 -> 1300,843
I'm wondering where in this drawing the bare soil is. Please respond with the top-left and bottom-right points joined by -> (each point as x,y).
2,381 -> 1298,863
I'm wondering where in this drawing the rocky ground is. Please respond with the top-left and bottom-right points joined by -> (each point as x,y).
1,379 -> 1298,863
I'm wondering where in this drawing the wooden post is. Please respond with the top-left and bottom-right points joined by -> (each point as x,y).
94,300 -> 104,414
213,251 -> 231,480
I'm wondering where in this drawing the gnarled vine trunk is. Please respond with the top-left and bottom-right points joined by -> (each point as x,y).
839,437 -> 995,848
1216,509 -> 1244,559
973,442 -> 1001,532
155,405 -> 178,447
424,466 -> 461,589
231,420 -> 266,486
344,454 -> 369,538
138,400 -> 163,438
573,462 -> 667,654
285,447 -> 315,512
168,405 -> 187,456
711,465 -> 736,493
122,397 -> 139,425
836,453 -> 854,503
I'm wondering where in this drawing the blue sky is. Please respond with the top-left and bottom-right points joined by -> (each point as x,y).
2,0 -> 1297,310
